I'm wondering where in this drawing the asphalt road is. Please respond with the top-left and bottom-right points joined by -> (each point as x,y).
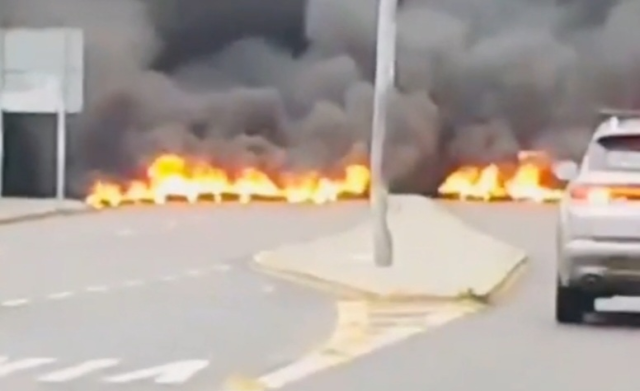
0,202 -> 367,390
5,201 -> 638,391
276,202 -> 640,391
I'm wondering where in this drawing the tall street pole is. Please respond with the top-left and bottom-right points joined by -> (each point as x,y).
370,0 -> 398,267
55,77 -> 67,204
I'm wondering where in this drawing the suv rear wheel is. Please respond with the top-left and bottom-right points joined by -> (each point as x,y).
556,278 -> 595,324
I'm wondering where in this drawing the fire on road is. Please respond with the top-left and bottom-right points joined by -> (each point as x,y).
85,154 -> 371,208
438,150 -> 565,203
85,150 -> 572,209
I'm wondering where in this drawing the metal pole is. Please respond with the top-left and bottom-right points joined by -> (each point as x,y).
370,0 -> 398,267
0,30 -> 5,197
55,79 -> 66,202
0,105 -> 4,198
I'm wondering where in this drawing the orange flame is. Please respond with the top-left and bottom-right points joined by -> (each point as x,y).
85,154 -> 371,208
438,151 -> 564,202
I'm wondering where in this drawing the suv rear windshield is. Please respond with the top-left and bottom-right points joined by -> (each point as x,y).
596,135 -> 640,170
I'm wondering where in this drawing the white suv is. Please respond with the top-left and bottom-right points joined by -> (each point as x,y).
555,110 -> 640,324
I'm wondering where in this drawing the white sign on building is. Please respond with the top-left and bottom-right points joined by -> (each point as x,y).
0,27 -> 84,199
0,28 -> 84,113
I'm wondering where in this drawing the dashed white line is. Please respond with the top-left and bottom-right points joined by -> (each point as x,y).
46,292 -> 74,300
115,229 -> 135,237
262,285 -> 276,294
85,285 -> 108,293
210,264 -> 230,272
38,359 -> 120,382
104,360 -> 209,384
2,262 -> 233,309
0,358 -> 56,377
1,299 -> 29,307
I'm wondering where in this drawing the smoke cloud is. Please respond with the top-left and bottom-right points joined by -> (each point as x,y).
0,0 -> 633,196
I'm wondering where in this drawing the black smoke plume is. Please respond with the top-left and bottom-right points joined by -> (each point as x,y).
0,0 -> 634,196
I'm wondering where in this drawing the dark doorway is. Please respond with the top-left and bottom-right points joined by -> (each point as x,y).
2,113 -> 56,198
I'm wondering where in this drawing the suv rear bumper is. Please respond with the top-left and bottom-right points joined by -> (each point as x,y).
560,239 -> 640,296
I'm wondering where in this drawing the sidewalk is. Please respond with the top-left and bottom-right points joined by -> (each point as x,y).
255,195 -> 527,302
0,198 -> 90,224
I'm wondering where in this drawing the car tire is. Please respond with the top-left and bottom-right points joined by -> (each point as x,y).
555,279 -> 595,324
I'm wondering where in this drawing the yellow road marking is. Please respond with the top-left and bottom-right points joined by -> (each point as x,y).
223,300 -> 476,390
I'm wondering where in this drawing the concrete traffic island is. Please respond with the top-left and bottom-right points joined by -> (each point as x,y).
255,195 -> 527,302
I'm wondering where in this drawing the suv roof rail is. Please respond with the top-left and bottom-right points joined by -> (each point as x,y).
596,108 -> 640,124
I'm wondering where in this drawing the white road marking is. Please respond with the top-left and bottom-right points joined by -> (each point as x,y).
1,299 -> 29,307
103,360 -> 209,384
38,359 -> 120,382
211,264 -> 230,272
46,291 -> 74,300
160,276 -> 177,282
186,269 -> 202,277
262,285 -> 276,294
258,354 -> 345,388
0,358 -> 56,377
257,327 -> 422,389
116,229 -> 135,237
123,280 -> 143,287
85,285 -> 108,293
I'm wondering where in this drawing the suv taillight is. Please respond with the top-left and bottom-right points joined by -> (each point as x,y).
569,185 -> 613,203
569,184 -> 640,203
